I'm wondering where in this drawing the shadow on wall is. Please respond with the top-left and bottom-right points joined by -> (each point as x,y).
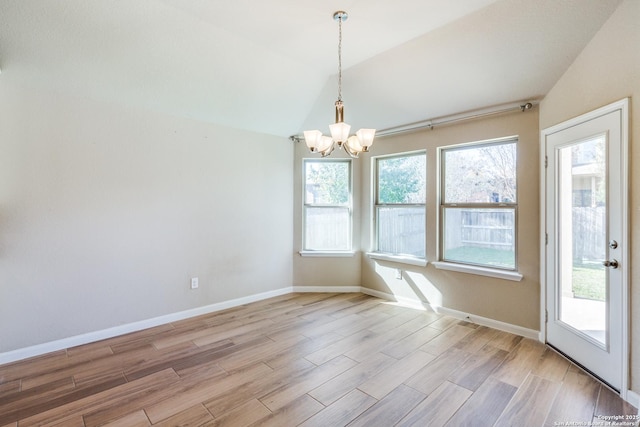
372,260 -> 443,309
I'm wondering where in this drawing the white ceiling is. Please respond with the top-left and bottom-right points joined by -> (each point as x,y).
0,0 -> 623,137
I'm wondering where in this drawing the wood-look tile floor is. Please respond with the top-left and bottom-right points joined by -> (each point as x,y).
0,293 -> 636,426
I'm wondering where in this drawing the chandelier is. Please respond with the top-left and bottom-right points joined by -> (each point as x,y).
303,11 -> 375,158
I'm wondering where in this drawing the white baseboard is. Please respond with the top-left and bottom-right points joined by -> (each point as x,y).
292,285 -> 362,293
4,283 -> 637,409
434,305 -> 540,340
0,285 -> 540,365
623,390 -> 640,411
360,287 -> 539,340
0,287 -> 292,365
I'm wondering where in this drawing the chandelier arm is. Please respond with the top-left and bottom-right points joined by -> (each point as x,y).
342,143 -> 360,158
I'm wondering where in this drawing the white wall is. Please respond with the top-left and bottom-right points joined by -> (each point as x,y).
539,0 -> 639,393
0,81 -> 293,354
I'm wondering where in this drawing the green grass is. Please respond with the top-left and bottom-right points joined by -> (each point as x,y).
445,248 -> 605,302
572,265 -> 606,301
444,246 -> 514,269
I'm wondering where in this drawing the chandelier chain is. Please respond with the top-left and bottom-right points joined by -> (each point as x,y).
337,16 -> 342,101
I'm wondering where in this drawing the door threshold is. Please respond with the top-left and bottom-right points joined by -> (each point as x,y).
547,343 -> 619,394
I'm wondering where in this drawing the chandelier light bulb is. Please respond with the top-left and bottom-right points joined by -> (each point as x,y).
356,128 -> 376,150
318,136 -> 335,157
303,130 -> 322,152
329,122 -> 351,145
346,135 -> 363,152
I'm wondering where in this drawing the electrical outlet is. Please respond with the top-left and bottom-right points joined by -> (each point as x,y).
190,277 -> 199,289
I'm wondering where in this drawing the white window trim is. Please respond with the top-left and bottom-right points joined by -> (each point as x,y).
299,250 -> 356,258
372,150 -> 427,261
432,261 -> 523,281
366,252 -> 427,267
438,138 -> 520,275
303,158 -> 353,252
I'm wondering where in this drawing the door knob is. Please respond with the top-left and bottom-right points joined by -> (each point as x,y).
603,259 -> 619,269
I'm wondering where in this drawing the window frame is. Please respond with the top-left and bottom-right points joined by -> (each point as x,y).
437,137 -> 520,275
370,150 -> 427,264
301,158 -> 353,254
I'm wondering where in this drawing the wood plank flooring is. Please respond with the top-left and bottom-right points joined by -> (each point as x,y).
0,293 -> 636,426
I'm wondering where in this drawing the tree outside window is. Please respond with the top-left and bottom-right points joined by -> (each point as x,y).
375,152 -> 426,258
441,140 -> 517,269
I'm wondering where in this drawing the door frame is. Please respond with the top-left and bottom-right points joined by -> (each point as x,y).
540,98 -> 629,398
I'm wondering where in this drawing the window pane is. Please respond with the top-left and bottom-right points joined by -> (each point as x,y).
378,154 -> 426,204
377,206 -> 425,257
444,142 -> 516,203
443,208 -> 515,269
305,161 -> 349,205
304,207 -> 350,250
558,137 -> 606,344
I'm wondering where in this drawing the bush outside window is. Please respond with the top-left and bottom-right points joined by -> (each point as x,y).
374,152 -> 426,258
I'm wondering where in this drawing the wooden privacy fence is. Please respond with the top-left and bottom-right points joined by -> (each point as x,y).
573,206 -> 606,262
305,208 -> 350,250
307,206 -> 605,261
377,207 -> 425,257
445,207 -> 605,262
446,209 -> 514,251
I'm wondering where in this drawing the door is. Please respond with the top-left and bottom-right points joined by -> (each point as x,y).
542,99 -> 628,392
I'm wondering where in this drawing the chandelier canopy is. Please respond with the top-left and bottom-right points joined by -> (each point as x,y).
303,11 -> 375,158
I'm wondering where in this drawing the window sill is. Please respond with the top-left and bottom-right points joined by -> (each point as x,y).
299,251 -> 356,258
366,252 -> 427,267
432,261 -> 523,282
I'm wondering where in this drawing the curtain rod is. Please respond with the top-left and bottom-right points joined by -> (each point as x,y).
290,100 -> 538,143
376,100 -> 537,138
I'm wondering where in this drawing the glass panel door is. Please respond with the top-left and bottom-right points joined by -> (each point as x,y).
557,136 -> 607,347
543,100 -> 628,392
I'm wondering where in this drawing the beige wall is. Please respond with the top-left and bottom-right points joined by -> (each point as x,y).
293,108 -> 539,330
292,142 -> 362,287
359,110 -> 541,330
0,82 -> 293,354
539,0 -> 640,392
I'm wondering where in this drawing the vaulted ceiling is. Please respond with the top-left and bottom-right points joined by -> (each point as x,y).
0,0 -> 622,137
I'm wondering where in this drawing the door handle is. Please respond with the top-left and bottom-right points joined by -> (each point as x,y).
603,259 -> 619,269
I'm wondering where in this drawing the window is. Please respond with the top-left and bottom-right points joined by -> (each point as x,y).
374,152 -> 426,258
440,138 -> 517,270
303,159 -> 352,251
